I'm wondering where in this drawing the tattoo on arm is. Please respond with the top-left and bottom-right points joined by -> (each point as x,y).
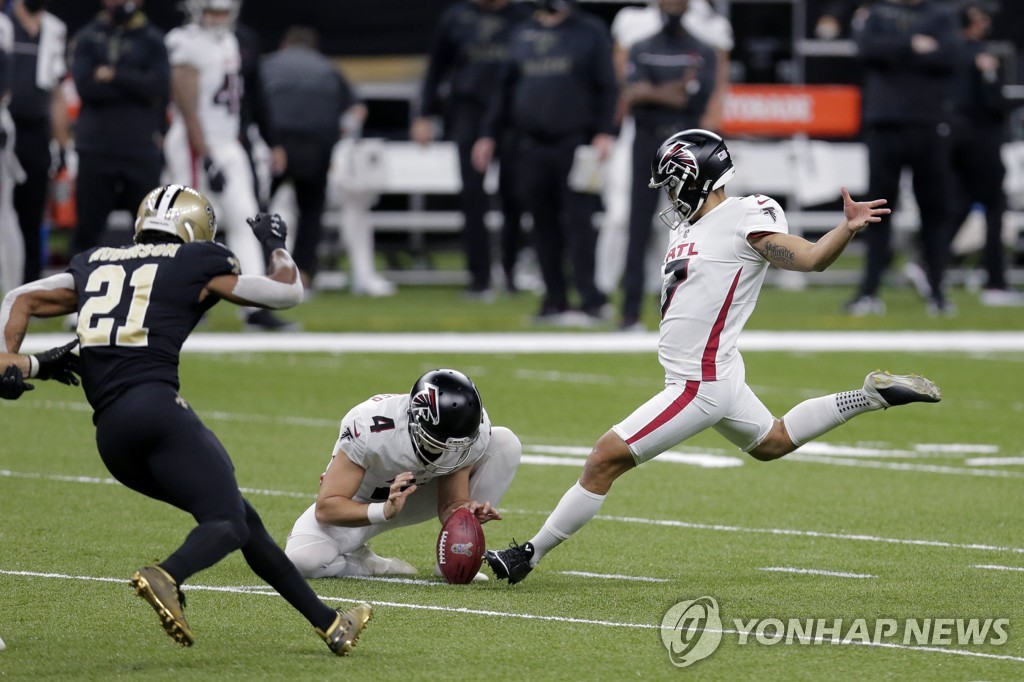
760,241 -> 795,266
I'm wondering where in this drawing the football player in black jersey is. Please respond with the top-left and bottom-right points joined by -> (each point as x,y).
0,184 -> 371,655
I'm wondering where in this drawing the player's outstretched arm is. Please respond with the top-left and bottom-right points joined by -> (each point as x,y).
204,214 -> 304,309
749,187 -> 890,273
1,274 -> 78,353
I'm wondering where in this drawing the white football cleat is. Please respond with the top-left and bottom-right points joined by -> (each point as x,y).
433,563 -> 489,582
862,371 -> 942,409
350,544 -> 417,576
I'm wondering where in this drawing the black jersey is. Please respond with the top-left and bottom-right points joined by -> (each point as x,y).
67,240 -> 241,415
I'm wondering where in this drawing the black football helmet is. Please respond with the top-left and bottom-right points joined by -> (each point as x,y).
408,369 -> 483,475
649,129 -> 736,228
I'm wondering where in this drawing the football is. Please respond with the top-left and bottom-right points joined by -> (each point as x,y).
436,507 -> 485,584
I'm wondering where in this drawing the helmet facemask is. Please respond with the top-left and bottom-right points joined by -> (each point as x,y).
408,420 -> 479,476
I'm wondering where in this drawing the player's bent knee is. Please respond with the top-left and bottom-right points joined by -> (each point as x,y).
748,422 -> 796,462
580,431 -> 634,491
284,536 -> 338,578
489,427 -> 522,469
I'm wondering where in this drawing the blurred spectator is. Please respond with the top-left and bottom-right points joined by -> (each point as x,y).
262,26 -> 366,289
235,20 -> 282,209
0,10 -> 21,294
616,0 -> 719,331
810,1 -> 875,40
846,0 -> 959,317
948,0 -> 1022,306
164,0 -> 295,331
412,0 -> 532,299
473,0 -> 617,325
595,0 -> 732,308
69,0 -> 169,255
9,0 -> 69,283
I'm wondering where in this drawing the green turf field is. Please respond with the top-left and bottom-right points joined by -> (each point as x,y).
1,343 -> 1022,680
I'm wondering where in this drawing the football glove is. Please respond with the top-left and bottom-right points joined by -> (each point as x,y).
0,365 -> 33,400
32,340 -> 80,386
203,156 -> 227,193
247,213 -> 288,254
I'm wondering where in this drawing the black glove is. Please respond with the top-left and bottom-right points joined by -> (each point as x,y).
247,213 -> 288,254
0,365 -> 33,400
203,156 -> 227,193
32,340 -> 80,386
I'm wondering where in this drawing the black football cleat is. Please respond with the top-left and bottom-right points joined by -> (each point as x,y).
485,540 -> 535,585
244,309 -> 300,332
862,371 -> 942,409
316,603 -> 373,656
130,565 -> 193,647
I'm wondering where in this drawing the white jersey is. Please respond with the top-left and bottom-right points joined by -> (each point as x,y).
611,1 -> 734,52
322,394 -> 493,503
658,195 -> 788,382
166,24 -> 242,143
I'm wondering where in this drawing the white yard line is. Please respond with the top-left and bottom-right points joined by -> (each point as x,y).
787,454 -> 1024,479
758,567 -> 877,579
4,468 -> 1023,556
965,457 -> 1024,467
557,571 -> 670,583
0,568 -> 1021,664
15,331 -> 1024,354
973,564 -> 1024,572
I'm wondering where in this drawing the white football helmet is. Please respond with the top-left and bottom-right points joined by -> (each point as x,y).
186,0 -> 241,35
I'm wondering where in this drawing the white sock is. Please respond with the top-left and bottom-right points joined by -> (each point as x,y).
528,482 -> 606,566
782,390 -> 880,446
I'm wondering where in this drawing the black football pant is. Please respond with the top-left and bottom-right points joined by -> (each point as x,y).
949,122 -> 1008,290
72,154 -> 163,256
450,103 -> 524,290
95,383 -> 335,631
517,132 -> 606,314
12,121 -> 50,283
858,124 -> 954,301
271,135 -> 333,279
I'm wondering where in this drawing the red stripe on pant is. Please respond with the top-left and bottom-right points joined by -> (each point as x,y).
626,380 -> 701,445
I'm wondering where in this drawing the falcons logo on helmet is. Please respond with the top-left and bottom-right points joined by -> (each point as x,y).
658,142 -> 699,178
411,383 -> 441,425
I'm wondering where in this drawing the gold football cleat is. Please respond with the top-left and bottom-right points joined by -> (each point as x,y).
316,603 -> 373,656
130,565 -> 194,647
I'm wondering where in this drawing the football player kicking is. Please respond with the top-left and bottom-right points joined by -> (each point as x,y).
0,185 -> 371,655
285,369 -> 521,582
485,129 -> 942,584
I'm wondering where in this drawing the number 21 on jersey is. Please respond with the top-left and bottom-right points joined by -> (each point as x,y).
78,264 -> 158,347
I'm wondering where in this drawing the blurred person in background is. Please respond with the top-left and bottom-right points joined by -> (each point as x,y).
262,26 -> 366,291
595,0 -> 732,315
616,0 -> 718,331
473,0 -> 617,325
234,18 -> 281,210
9,0 -> 69,284
69,0 -> 169,255
164,0 -> 296,330
0,9 -> 21,295
947,0 -> 1022,306
412,0 -> 532,299
845,0 -> 959,317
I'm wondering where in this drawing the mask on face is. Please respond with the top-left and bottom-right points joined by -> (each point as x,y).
22,0 -> 48,12
111,1 -> 138,24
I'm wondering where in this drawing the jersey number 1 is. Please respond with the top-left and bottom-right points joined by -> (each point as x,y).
78,264 -> 158,347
